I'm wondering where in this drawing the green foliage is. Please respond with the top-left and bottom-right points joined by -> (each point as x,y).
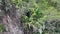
10,0 -> 60,34
0,0 -> 60,34
21,0 -> 48,34
33,31 -> 40,34
0,24 -> 6,32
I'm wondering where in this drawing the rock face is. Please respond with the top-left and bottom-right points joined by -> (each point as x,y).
0,0 -> 34,34
0,0 -> 24,34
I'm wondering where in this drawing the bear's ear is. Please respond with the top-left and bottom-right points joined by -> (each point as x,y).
26,11 -> 30,18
